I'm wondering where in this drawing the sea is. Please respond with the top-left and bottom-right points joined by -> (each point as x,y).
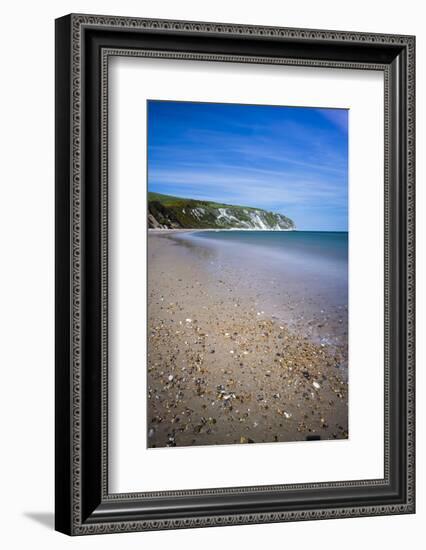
190,230 -> 347,266
173,230 -> 349,363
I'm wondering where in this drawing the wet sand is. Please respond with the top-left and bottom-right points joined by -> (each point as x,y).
147,231 -> 348,448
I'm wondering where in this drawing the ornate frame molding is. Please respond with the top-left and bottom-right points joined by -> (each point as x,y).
55,14 -> 415,535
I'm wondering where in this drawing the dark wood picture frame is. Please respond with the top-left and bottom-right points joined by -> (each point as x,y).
55,13 -> 415,535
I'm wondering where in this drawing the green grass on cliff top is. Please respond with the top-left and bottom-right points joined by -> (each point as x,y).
147,192 -> 258,211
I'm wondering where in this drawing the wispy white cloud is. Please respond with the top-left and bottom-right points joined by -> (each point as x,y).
149,166 -> 347,209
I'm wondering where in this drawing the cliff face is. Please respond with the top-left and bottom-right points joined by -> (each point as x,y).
148,193 -> 295,230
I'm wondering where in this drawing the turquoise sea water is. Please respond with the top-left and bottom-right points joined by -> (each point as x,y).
171,229 -> 348,364
176,229 -> 348,306
190,230 -> 348,266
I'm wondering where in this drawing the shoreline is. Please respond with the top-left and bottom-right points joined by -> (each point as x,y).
147,228 -> 347,233
147,231 -> 348,448
147,228 -> 297,236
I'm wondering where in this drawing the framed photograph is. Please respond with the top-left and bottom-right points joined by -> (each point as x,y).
55,14 -> 415,535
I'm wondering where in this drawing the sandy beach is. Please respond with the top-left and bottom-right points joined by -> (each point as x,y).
147,231 -> 348,448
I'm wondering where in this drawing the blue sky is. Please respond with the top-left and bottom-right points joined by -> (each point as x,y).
147,101 -> 348,231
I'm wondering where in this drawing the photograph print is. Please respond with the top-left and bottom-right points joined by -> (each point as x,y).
147,100 -> 348,449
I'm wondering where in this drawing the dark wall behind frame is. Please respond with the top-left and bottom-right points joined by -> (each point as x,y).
55,14 -> 415,535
